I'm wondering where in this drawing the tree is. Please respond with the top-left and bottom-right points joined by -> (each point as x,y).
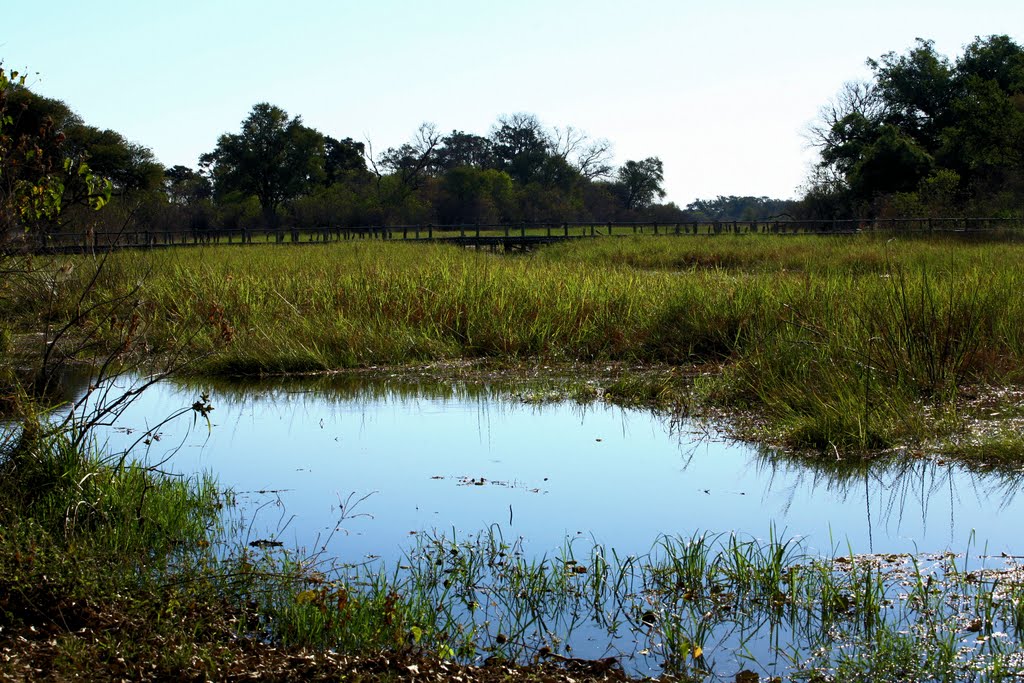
955,34 -> 1024,95
550,125 -> 613,180
435,130 -> 494,171
323,136 -> 368,184
617,157 -> 665,210
366,123 -> 442,221
490,113 -> 551,184
63,126 -> 163,195
849,125 -> 934,198
436,167 -> 514,224
164,165 -> 212,205
869,38 -> 953,150
375,123 -> 441,187
686,196 -> 796,221
808,35 -> 1024,214
0,67 -> 110,237
200,103 -> 324,225
942,37 -> 1024,196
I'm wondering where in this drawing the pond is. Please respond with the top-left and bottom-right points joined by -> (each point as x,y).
62,372 -> 1024,676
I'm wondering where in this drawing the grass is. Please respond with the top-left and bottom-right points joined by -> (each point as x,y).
7,234 -> 1024,457
236,525 -> 1024,680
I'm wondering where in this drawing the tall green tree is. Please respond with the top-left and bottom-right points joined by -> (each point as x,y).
868,38 -> 953,150
435,130 -> 494,171
617,157 -> 665,210
201,103 -> 324,224
323,136 -> 368,184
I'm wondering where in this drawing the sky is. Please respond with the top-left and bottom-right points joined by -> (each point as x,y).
3,0 -> 1023,206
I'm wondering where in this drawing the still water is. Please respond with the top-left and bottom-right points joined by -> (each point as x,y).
80,374 -> 1024,565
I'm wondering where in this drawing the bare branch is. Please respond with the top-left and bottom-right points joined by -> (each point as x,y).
805,80 -> 885,150
551,125 -> 614,179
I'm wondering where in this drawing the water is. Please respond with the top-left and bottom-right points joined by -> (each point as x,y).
76,373 -> 1024,563
58,372 -> 1024,675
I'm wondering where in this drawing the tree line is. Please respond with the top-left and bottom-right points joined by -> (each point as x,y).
3,34 -> 1023,241
192,108 -> 679,230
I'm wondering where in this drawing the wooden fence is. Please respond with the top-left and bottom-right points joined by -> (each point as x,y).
11,217 -> 1024,255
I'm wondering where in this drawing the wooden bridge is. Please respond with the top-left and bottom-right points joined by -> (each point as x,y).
12,217 -> 1024,255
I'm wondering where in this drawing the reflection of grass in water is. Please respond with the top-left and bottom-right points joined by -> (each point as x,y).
751,445 -> 1024,543
58,368 -> 1024,545
164,362 -> 690,415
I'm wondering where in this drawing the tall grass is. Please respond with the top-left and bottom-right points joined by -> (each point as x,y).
15,235 -> 1024,453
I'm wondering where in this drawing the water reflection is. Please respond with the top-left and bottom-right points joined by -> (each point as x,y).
753,446 -> 1024,553
59,372 -> 1024,566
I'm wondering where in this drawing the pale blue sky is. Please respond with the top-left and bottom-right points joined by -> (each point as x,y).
5,1 -> 1022,205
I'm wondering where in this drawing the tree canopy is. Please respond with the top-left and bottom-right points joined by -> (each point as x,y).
192,108 -> 676,228
200,103 -> 325,223
806,34 -> 1024,217
0,69 -> 124,236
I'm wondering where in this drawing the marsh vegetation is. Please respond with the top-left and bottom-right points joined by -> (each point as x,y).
6,231 -> 1024,679
8,235 -> 1024,456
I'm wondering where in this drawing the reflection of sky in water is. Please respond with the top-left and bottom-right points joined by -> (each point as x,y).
80,377 -> 1024,565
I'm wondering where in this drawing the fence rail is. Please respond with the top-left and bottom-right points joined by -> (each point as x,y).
10,217 -> 1024,254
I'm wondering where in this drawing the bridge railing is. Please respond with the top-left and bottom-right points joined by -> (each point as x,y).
12,217 -> 1024,254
